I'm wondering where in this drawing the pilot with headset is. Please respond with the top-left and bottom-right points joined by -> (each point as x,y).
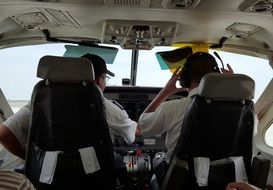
137,51 -> 233,184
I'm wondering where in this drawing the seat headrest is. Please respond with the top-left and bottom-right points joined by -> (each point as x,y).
37,55 -> 94,82
199,73 -> 255,100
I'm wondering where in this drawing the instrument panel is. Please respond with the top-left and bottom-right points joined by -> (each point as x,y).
104,86 -> 161,121
104,86 -> 187,154
104,86 -> 187,189
104,86 -> 187,121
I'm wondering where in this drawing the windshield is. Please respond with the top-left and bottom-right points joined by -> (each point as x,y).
0,43 -> 272,113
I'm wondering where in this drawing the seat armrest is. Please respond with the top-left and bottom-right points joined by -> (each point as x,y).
251,155 -> 270,189
160,156 -> 188,190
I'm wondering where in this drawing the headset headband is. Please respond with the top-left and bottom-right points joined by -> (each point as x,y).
179,52 -> 220,88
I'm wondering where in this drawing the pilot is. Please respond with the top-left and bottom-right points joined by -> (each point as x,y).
137,52 -> 233,183
82,53 -> 138,143
0,53 -> 137,160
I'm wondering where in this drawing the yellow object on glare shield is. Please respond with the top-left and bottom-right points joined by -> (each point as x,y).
155,43 -> 209,73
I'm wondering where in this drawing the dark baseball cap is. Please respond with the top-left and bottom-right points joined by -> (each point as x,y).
81,53 -> 115,77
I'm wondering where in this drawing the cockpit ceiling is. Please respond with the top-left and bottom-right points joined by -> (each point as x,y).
0,0 -> 273,52
2,0 -> 273,12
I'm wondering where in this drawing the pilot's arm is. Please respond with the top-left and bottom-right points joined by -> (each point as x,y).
104,98 -> 137,144
135,126 -> 141,137
0,124 -> 25,159
142,67 -> 184,114
0,104 -> 30,159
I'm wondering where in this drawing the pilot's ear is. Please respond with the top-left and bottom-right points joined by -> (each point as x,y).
96,74 -> 105,87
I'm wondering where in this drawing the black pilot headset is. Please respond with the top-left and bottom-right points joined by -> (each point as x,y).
179,52 -> 223,88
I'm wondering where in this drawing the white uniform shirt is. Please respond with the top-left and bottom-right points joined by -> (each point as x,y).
0,170 -> 36,189
104,98 -> 137,144
138,87 -> 199,157
3,103 -> 30,148
3,98 -> 137,149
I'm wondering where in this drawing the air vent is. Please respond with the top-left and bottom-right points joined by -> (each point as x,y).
42,8 -> 82,28
171,0 -> 194,8
104,0 -> 150,8
161,0 -> 201,9
249,0 -> 273,12
239,0 -> 273,13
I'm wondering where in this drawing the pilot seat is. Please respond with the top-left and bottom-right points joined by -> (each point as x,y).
24,55 -> 115,190
160,73 -> 256,190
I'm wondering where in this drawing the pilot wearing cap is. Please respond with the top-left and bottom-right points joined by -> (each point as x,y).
81,53 -> 137,144
0,54 -> 137,160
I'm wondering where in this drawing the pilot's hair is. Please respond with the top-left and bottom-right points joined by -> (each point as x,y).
179,52 -> 220,88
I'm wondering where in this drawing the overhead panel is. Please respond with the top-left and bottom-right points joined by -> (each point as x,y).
102,20 -> 178,50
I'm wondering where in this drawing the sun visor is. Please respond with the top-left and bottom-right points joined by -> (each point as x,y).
63,45 -> 119,64
156,47 -> 192,70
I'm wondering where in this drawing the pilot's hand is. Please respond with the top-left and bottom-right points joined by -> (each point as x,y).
163,67 -> 185,95
221,63 -> 234,74
226,182 -> 261,190
142,67 -> 187,113
135,126 -> 141,137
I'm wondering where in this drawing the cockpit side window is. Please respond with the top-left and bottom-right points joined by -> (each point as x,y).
265,122 -> 273,147
0,44 -> 67,112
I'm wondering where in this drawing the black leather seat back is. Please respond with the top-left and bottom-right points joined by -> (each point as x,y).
24,56 -> 115,190
174,73 -> 255,189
